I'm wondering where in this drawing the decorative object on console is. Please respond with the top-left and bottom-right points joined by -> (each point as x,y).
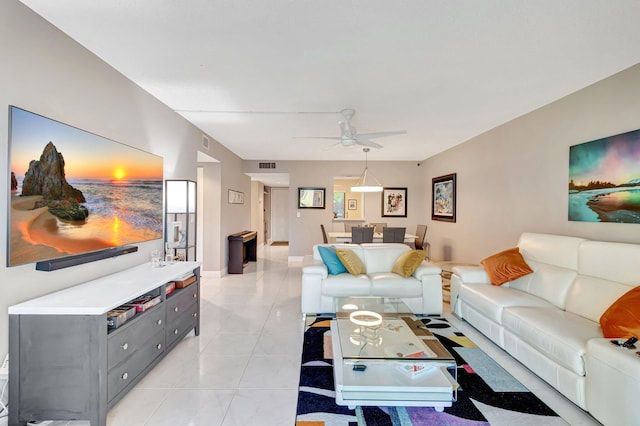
599,285 -> 640,338
569,128 -> 640,224
165,179 -> 197,261
8,106 -> 163,269
480,247 -> 533,286
432,173 -> 456,222
298,187 -> 326,208
351,147 -> 383,193
381,187 -> 407,217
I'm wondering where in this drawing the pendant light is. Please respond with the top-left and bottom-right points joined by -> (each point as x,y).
351,148 -> 383,192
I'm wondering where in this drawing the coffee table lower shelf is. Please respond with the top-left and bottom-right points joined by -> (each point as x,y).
330,321 -> 458,411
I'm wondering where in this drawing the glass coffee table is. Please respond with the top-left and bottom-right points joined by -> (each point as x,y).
331,297 -> 458,410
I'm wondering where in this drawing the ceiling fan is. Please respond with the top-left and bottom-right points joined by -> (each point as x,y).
297,108 -> 406,149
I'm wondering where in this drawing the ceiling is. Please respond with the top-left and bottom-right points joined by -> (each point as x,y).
18,1 -> 640,165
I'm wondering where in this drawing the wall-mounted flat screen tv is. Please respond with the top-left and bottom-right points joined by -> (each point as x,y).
8,106 -> 164,267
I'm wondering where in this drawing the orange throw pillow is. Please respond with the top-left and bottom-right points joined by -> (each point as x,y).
480,247 -> 533,286
600,286 -> 640,339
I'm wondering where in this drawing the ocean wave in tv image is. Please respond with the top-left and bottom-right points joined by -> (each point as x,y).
70,179 -> 163,234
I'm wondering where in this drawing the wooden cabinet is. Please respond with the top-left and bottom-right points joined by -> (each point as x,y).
8,262 -> 200,426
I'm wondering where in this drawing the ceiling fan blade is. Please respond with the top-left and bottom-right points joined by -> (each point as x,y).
293,136 -> 341,140
323,141 -> 343,151
357,130 -> 407,139
357,139 -> 383,149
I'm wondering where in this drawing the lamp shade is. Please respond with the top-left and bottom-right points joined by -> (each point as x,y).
166,180 -> 196,213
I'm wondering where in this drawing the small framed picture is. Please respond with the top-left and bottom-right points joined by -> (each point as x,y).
382,187 -> 407,217
432,173 -> 456,222
348,199 -> 357,210
228,189 -> 244,204
298,187 -> 326,209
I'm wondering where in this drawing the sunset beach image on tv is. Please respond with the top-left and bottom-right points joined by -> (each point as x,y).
569,128 -> 640,224
8,106 -> 164,267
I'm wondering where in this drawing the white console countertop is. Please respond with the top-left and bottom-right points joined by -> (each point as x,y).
8,261 -> 200,316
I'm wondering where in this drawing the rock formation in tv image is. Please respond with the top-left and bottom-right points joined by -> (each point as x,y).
21,141 -> 89,221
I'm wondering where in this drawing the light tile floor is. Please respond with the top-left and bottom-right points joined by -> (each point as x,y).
61,244 -> 601,425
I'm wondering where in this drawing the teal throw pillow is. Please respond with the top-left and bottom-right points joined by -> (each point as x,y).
317,245 -> 347,275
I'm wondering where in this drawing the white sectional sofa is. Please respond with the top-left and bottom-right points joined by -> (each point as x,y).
301,243 -> 443,315
450,232 -> 640,426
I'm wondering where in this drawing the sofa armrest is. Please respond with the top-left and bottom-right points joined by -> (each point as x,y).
452,265 -> 490,284
413,261 -> 442,280
302,255 -> 328,279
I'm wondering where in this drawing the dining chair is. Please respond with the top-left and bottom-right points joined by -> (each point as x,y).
382,227 -> 406,243
351,226 -> 374,244
414,224 -> 427,249
414,224 -> 430,259
320,224 -> 329,244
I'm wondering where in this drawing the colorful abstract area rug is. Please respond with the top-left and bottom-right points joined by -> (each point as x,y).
296,316 -> 568,426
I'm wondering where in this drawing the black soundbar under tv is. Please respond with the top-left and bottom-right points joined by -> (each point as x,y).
35,245 -> 139,271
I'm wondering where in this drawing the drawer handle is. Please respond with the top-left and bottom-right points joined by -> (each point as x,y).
173,328 -> 179,335
157,319 -> 162,325
192,312 -> 198,318
174,307 -> 179,313
121,372 -> 128,380
121,343 -> 129,351
192,293 -> 197,299
156,343 -> 162,350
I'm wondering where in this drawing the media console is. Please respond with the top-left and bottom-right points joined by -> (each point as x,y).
8,261 -> 201,426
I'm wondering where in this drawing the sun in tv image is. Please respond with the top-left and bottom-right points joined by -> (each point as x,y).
8,106 -> 164,267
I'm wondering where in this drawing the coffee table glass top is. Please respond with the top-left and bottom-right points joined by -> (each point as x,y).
333,297 -> 454,362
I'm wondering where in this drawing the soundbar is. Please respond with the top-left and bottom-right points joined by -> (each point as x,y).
35,245 -> 139,271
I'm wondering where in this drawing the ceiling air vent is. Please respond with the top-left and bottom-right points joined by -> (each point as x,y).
258,162 -> 276,169
202,135 -> 210,150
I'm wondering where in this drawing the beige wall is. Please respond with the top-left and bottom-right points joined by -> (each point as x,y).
423,63 -> 640,263
0,0 -> 250,357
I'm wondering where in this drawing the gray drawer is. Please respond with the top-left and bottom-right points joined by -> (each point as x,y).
166,303 -> 199,348
166,284 -> 198,323
107,328 -> 165,401
107,305 -> 165,369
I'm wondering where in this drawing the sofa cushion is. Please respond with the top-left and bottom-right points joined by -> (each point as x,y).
321,274 -> 371,297
460,284 -> 554,324
317,245 -> 347,275
480,247 -> 533,286
369,273 -> 422,297
392,250 -> 425,277
502,306 -> 602,376
361,243 -> 410,274
337,248 -> 367,275
600,285 -> 640,338
511,261 -> 578,310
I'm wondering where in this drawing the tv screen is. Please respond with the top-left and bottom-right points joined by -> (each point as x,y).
8,106 -> 164,267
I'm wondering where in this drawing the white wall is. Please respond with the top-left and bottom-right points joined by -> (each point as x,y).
423,63 -> 640,263
0,0 -> 250,357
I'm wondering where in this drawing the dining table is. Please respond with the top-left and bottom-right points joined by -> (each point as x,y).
327,231 -> 418,244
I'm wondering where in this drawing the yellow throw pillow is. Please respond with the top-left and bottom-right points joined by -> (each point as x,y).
480,247 -> 533,286
392,250 -> 426,278
600,286 -> 640,338
336,248 -> 366,275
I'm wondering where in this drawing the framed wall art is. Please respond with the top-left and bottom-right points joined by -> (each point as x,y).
348,199 -> 357,210
382,187 -> 407,217
569,128 -> 640,223
228,189 -> 244,204
298,187 -> 326,209
432,173 -> 456,222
